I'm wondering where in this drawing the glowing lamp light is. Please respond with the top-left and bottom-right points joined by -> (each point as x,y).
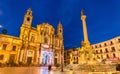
4,58 -> 7,62
42,44 -> 49,48
0,25 -> 3,28
0,47 -> 2,50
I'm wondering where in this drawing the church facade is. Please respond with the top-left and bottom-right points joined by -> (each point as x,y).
0,8 -> 64,66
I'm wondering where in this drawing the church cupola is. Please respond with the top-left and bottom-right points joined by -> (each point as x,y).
22,8 -> 33,28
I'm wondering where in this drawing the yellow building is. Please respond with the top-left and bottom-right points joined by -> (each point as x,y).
0,8 -> 64,66
92,36 -> 120,63
64,48 -> 79,65
0,34 -> 22,64
64,48 -> 73,65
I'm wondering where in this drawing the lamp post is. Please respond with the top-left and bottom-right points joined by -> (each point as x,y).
38,43 -> 41,66
61,46 -> 64,72
39,36 -> 42,66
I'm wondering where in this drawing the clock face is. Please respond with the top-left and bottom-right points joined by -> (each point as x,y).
27,17 -> 30,21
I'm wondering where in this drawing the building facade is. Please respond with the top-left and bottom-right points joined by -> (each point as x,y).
64,48 -> 79,65
92,36 -> 120,63
0,8 -> 64,66
64,48 -> 72,65
0,35 -> 22,64
64,36 -> 120,64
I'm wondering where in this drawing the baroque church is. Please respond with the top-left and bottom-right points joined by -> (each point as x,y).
0,8 -> 64,66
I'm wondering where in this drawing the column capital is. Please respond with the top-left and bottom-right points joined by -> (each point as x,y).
81,15 -> 86,20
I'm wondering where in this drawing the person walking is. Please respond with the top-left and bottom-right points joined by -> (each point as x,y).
48,65 -> 52,71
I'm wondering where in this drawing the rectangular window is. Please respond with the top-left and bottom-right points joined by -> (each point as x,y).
96,50 -> 98,54
99,44 -> 101,47
111,47 -> 115,52
95,45 -> 97,48
31,36 -> 35,42
100,49 -> 102,53
12,46 -> 16,51
0,55 -> 4,60
2,44 -> 7,50
92,46 -> 93,49
105,48 -> 109,53
104,43 -> 107,46
9,54 -> 15,63
118,39 -> 120,43
110,41 -> 113,45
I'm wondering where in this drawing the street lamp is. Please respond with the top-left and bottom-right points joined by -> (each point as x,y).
38,43 -> 41,66
39,36 -> 42,66
61,46 -> 64,72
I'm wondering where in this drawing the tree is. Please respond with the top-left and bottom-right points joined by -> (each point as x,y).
2,29 -> 7,35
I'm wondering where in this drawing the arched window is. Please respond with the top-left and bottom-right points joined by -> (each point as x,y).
113,53 -> 116,58
104,43 -> 107,46
96,50 -> 98,54
100,49 -> 102,53
99,44 -> 101,47
41,31 -> 43,35
110,41 -> 113,45
118,39 -> 120,43
0,55 -> 4,60
74,57 -> 75,60
111,47 -> 115,52
101,55 -> 103,59
105,48 -> 108,53
106,54 -> 109,58
2,44 -> 7,50
12,46 -> 16,51
92,46 -> 93,49
95,45 -> 97,48
97,56 -> 99,59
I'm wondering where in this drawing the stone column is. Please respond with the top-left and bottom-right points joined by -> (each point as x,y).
81,10 -> 89,43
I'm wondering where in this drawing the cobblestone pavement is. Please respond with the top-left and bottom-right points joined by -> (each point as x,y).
0,67 -> 119,74
0,67 -> 89,74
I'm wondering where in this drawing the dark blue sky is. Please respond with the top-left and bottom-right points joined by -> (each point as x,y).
0,0 -> 120,49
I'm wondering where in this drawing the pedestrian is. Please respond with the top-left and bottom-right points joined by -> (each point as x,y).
48,65 -> 52,71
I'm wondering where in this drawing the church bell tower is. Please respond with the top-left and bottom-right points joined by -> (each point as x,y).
22,8 -> 33,28
57,22 -> 63,39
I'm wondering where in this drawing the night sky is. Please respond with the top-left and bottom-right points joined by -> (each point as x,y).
0,0 -> 120,49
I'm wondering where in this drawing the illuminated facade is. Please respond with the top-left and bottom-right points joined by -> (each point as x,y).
78,10 -> 94,64
64,10 -> 120,65
64,10 -> 95,65
0,8 -> 64,66
92,36 -> 120,63
64,48 -> 79,65
0,35 -> 22,64
64,48 -> 73,65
